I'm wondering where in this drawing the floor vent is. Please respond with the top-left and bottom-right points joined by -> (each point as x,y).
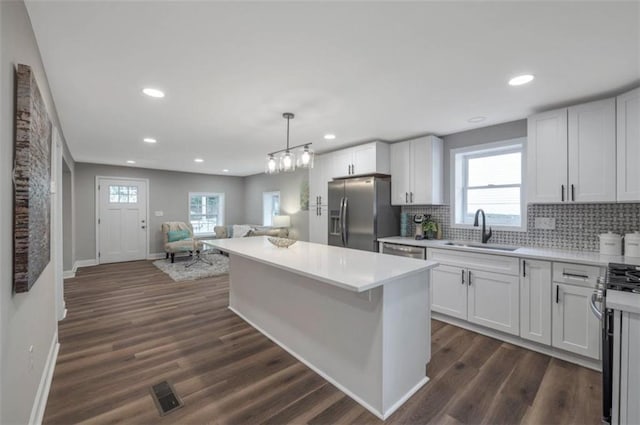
150,380 -> 183,416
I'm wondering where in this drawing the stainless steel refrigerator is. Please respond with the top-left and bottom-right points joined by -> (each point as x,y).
328,176 -> 400,252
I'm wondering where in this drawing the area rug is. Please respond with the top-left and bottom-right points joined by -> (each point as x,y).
152,254 -> 229,282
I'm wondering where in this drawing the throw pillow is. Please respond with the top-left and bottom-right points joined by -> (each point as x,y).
167,229 -> 190,242
232,224 -> 252,238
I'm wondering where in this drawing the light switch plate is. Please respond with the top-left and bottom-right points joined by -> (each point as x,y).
535,217 -> 556,230
154,211 -> 164,217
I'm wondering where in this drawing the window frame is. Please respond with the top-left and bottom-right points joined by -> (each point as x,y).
188,192 -> 225,237
450,137 -> 527,232
262,191 -> 281,226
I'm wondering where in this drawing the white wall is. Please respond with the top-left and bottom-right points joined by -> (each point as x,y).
243,169 -> 310,241
0,1 -> 73,424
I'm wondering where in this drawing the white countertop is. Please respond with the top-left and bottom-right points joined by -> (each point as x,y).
204,236 -> 438,293
607,290 -> 640,314
378,236 -> 640,267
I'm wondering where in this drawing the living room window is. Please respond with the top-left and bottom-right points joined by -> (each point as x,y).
188,192 -> 225,236
262,191 -> 280,226
451,138 -> 526,230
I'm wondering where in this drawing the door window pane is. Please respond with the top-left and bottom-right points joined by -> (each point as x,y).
109,185 -> 138,203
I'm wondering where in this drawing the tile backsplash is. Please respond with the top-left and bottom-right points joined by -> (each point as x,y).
402,203 -> 640,252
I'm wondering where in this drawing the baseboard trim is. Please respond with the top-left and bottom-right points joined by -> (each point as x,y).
29,331 -> 59,425
63,270 -> 75,279
147,252 -> 166,260
432,312 -> 601,371
74,259 -> 97,269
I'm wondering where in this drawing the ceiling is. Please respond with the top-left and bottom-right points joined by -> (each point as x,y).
26,1 -> 639,176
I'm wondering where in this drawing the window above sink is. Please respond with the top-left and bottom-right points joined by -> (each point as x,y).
450,137 -> 527,232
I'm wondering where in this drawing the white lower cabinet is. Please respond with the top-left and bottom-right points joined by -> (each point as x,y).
467,269 -> 520,336
552,282 -> 601,359
520,259 -> 552,345
613,311 -> 640,425
428,248 -> 603,364
431,264 -> 467,320
428,249 -> 519,335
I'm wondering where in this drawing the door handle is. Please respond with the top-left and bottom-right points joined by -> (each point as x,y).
571,184 -> 575,201
342,197 -> 349,245
556,285 -> 560,303
405,192 -> 409,203
590,292 -> 603,320
468,270 -> 472,286
410,192 -> 414,203
561,184 -> 565,202
461,269 -> 465,285
141,225 -> 146,229
318,196 -> 322,205
522,260 -> 526,277
338,198 -> 345,246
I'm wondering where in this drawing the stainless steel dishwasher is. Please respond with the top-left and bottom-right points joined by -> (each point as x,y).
381,243 -> 426,259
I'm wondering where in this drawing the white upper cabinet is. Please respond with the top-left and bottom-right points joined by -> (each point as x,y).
527,108 -> 568,203
568,98 -> 616,202
527,97 -> 616,203
617,88 -> 640,201
390,136 -> 443,205
329,141 -> 389,179
309,154 -> 329,207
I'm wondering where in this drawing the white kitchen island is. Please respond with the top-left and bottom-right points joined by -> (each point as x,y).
204,236 -> 438,419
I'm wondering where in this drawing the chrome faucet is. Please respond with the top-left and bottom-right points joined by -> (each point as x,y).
474,209 -> 492,244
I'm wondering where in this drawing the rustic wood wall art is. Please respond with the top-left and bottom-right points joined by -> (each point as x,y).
14,63 -> 52,293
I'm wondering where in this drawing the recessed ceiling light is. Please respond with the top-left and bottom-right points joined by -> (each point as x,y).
222,169 -> 229,173
194,158 -> 204,163
324,134 -> 336,140
508,74 -> 535,86
126,160 -> 136,164
143,138 -> 157,143
142,88 -> 165,98
467,116 -> 486,123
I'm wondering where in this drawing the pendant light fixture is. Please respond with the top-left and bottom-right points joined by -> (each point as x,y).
265,112 -> 314,174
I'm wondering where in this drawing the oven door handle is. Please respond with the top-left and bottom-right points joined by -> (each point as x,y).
590,292 -> 603,321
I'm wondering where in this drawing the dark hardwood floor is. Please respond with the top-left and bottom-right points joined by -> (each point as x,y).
43,260 -> 601,424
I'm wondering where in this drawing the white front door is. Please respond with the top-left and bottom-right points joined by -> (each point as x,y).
98,178 -> 148,264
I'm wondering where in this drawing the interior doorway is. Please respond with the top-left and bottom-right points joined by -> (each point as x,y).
62,160 -> 73,275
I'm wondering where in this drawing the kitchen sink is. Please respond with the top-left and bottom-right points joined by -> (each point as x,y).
444,242 -> 520,252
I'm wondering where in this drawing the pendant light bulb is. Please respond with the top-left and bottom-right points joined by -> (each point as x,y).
266,154 -> 278,174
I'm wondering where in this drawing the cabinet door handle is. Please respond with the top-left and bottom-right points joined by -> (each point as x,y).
468,270 -> 472,286
410,192 -> 414,203
556,285 -> 560,303
562,272 -> 589,280
571,184 -> 575,201
319,196 -> 322,205
561,184 -> 565,202
405,192 -> 409,203
522,260 -> 526,277
461,269 -> 465,285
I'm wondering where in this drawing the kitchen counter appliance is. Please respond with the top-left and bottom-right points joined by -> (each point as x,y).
381,243 -> 426,259
328,176 -> 399,252
591,263 -> 640,424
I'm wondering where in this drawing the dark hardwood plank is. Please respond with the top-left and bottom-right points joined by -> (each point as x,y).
43,260 -> 602,425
